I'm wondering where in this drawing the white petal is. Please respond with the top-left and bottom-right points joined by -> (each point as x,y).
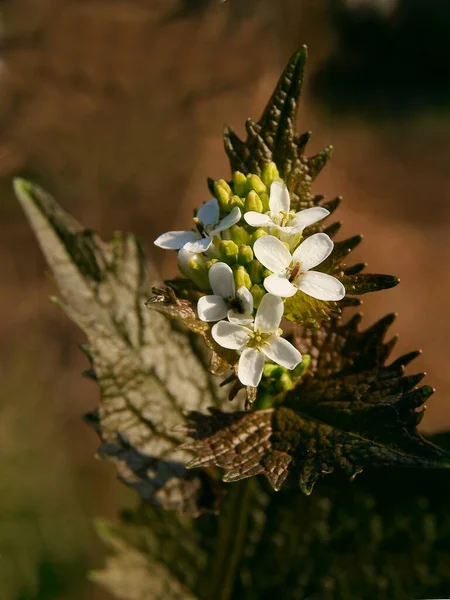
211,321 -> 250,350
292,233 -> 334,271
154,230 -> 198,250
236,286 -> 254,314
296,271 -> 345,301
197,198 -> 220,227
290,207 -> 330,232
269,181 -> 290,217
211,207 -> 242,234
263,274 -> 297,298
228,310 -> 254,325
254,293 -> 284,333
262,336 -> 302,370
243,212 -> 274,228
238,348 -> 265,387
253,235 -> 292,274
197,295 -> 228,322
184,236 -> 213,253
208,262 -> 235,298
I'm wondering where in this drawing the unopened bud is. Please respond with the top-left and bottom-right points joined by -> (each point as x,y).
214,180 -> 231,210
218,240 -> 239,264
250,284 -> 265,308
261,162 -> 279,189
263,363 -> 283,378
244,190 -> 263,213
238,244 -> 253,265
205,258 -> 219,270
229,195 -> 245,211
247,174 -> 266,195
229,224 -> 250,246
178,249 -> 210,290
250,228 -> 268,246
247,260 -> 263,283
259,192 -> 270,212
292,354 -> 311,379
279,373 -> 294,392
232,171 -> 248,197
233,265 -> 252,290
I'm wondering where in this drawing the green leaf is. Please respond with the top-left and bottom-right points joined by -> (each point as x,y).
91,508 -> 201,600
14,178 -> 227,516
183,312 -> 449,493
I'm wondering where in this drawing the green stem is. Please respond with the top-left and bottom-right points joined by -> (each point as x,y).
207,478 -> 253,600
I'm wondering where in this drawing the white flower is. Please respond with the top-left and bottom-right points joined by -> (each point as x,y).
253,233 -> 345,301
211,294 -> 302,387
197,262 -> 254,324
244,180 -> 329,235
154,198 -> 241,253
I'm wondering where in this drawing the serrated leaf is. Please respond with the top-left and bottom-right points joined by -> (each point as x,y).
14,178 -> 227,515
91,509 -> 201,600
183,313 -> 449,493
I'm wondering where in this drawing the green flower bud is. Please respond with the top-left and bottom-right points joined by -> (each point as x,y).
292,354 -> 311,379
250,228 -> 268,246
279,373 -> 294,392
238,244 -> 253,265
259,191 -> 270,212
232,171 -> 248,197
229,195 -> 245,211
213,179 -> 232,211
205,258 -> 219,270
263,363 -> 283,378
218,240 -> 239,264
262,268 -> 272,279
244,190 -> 263,213
178,254 -> 209,290
229,224 -> 250,246
233,265 -> 252,290
247,174 -> 266,195
247,259 -> 264,283
250,284 -> 265,308
261,161 -> 279,189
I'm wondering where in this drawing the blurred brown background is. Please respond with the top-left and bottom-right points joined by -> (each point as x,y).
1,0 -> 450,598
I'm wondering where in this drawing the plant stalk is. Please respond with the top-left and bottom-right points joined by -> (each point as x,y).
207,478 -> 253,600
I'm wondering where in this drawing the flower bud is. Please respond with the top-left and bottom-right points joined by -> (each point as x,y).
214,179 -> 231,211
279,373 -> 294,392
261,161 -> 279,189
250,284 -> 265,308
292,354 -> 311,379
250,228 -> 268,246
218,240 -> 239,264
205,258 -> 219,270
178,249 -> 210,290
247,259 -> 264,283
247,174 -> 266,195
229,195 -> 245,211
233,265 -> 252,290
238,244 -> 253,265
244,190 -> 263,213
263,363 -> 283,378
232,171 -> 248,197
259,192 -> 270,212
229,224 -> 250,246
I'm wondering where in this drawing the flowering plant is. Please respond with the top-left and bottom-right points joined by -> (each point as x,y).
14,48 -> 450,600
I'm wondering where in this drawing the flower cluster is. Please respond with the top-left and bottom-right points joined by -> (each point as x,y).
154,163 -> 345,389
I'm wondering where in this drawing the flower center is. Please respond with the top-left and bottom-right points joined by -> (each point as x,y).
228,296 -> 245,314
193,217 -> 214,238
287,261 -> 303,283
247,329 -> 271,349
274,210 -> 295,227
